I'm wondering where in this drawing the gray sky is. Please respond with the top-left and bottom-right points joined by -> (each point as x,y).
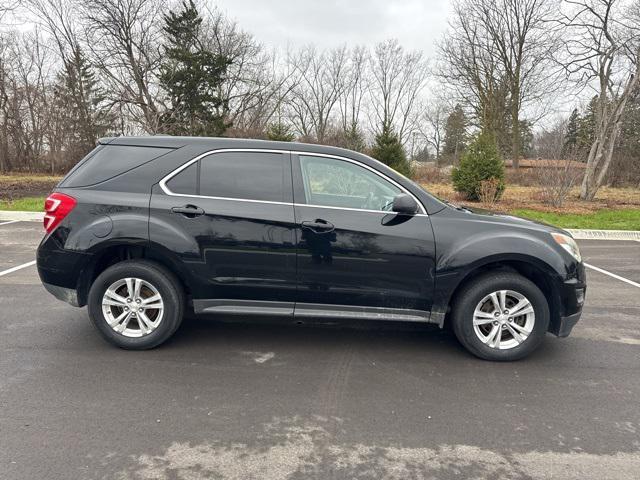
213,0 -> 451,53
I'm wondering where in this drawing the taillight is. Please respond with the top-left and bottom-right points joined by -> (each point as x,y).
44,193 -> 77,233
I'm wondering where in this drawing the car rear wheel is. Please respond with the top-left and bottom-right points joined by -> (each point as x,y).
451,272 -> 549,361
88,260 -> 184,349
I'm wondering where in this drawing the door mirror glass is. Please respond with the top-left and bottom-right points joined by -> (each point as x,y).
391,193 -> 419,215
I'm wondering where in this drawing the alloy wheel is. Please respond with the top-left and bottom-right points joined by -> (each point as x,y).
472,290 -> 535,350
101,277 -> 164,338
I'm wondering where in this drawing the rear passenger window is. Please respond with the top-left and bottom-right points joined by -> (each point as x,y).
199,152 -> 287,202
166,161 -> 198,195
60,145 -> 171,187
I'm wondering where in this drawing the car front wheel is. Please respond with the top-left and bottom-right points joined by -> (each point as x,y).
87,260 -> 184,349
451,272 -> 549,361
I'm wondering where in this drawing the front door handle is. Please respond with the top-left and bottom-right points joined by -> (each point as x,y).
171,205 -> 205,218
301,219 -> 335,234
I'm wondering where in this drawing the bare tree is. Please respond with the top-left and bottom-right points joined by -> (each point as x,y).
478,0 -> 562,168
338,46 -> 369,134
27,0 -> 113,158
417,100 -> 449,166
534,119 -> 583,206
81,0 -> 165,133
438,0 -> 562,164
1,30 -> 54,172
558,0 -> 640,200
438,2 -> 509,143
287,45 -> 349,142
0,1 -> 19,22
198,4 -> 292,136
369,39 -> 428,144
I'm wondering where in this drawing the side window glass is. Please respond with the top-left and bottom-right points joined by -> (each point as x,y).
199,152 -> 287,202
166,161 -> 198,195
299,155 -> 401,211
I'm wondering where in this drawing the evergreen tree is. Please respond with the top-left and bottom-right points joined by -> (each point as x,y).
442,104 -> 468,164
53,47 -> 114,163
519,120 -> 534,158
159,0 -> 230,136
266,121 -> 295,142
562,108 -> 580,157
370,125 -> 412,177
576,96 -> 598,158
341,122 -> 367,152
451,132 -> 505,201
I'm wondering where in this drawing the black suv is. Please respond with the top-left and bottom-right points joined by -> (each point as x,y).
37,137 -> 586,361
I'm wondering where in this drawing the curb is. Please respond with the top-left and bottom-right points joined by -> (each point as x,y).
0,210 -> 639,241
0,210 -> 42,222
566,229 -> 640,241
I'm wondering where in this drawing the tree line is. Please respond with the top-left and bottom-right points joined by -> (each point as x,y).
0,0 -> 638,200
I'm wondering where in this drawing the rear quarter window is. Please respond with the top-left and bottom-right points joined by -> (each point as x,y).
165,161 -> 198,195
59,145 -> 172,188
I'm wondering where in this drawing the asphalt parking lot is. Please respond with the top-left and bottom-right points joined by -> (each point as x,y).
1,221 -> 639,479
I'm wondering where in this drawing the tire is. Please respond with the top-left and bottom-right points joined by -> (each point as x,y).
451,272 -> 549,361
87,260 -> 184,349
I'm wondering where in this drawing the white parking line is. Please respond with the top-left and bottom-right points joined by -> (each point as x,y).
0,260 -> 36,277
0,220 -> 20,226
584,263 -> 640,289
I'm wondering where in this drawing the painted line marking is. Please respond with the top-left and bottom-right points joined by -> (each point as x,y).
0,220 -> 20,226
0,260 -> 36,277
584,263 -> 640,289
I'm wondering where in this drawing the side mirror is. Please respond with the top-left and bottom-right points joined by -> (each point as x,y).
391,193 -> 419,215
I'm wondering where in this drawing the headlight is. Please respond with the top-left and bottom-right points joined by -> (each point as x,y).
551,233 -> 582,262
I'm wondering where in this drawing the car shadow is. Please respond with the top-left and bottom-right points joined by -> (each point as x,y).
167,312 -> 466,358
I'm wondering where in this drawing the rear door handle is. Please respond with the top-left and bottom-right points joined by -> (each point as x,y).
171,205 -> 205,218
301,219 -> 335,233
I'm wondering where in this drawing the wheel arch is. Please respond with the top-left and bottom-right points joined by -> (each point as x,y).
76,241 -> 192,307
435,255 -> 563,334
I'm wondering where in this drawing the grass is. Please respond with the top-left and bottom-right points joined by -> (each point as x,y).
0,196 -> 46,212
511,208 -> 640,231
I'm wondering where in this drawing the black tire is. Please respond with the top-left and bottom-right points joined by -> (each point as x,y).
451,272 -> 549,361
87,260 -> 184,349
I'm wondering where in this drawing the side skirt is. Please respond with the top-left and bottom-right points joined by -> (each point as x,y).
193,299 -> 434,323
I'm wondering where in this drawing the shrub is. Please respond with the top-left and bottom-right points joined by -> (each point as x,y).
370,125 -> 413,177
451,133 -> 505,201
535,158 -> 582,207
478,178 -> 501,207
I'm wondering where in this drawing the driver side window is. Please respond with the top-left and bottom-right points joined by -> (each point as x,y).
299,155 -> 401,211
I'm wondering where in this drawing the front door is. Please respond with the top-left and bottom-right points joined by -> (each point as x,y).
150,150 -> 297,314
292,153 -> 436,319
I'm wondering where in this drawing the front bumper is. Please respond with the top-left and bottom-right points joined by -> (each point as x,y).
42,282 -> 81,307
549,269 -> 586,337
554,311 -> 582,337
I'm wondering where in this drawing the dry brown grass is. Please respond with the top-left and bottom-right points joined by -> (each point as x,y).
424,183 -> 640,214
0,174 -> 62,200
505,159 -> 587,169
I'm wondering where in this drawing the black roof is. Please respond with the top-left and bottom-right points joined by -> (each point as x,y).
99,135 -> 366,161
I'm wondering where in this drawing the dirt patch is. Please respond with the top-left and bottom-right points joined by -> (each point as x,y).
0,175 -> 62,200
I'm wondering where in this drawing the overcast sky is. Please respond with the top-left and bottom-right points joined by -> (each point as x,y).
213,0 -> 451,54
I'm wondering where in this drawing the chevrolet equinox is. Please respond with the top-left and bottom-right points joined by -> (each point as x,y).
36,137 -> 586,361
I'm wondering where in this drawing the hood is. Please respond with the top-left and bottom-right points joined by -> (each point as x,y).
438,203 -> 570,236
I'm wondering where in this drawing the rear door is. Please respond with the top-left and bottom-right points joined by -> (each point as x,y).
292,153 -> 436,318
149,149 -> 298,315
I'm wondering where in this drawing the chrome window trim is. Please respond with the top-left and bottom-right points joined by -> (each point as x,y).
159,148 -> 427,215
